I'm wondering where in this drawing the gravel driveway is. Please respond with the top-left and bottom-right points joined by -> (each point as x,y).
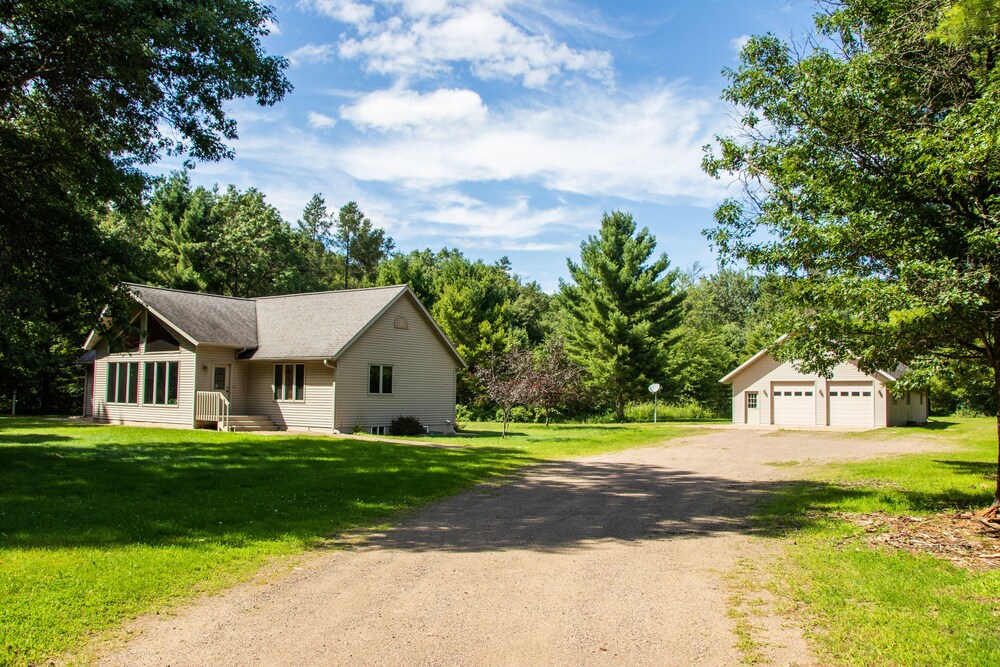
95,428 -> 948,666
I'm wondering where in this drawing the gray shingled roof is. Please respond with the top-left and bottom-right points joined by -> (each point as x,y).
250,285 -> 409,359
94,283 -> 456,362
126,284 -> 258,348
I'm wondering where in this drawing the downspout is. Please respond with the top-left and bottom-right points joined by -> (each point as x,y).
324,359 -> 338,433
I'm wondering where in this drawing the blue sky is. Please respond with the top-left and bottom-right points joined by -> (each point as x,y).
160,0 -> 816,291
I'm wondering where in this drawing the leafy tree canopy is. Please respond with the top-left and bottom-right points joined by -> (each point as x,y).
703,0 -> 1000,505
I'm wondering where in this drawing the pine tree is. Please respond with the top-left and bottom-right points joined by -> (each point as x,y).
559,211 -> 684,421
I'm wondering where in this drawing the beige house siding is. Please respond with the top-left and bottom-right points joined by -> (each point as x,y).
729,355 -> 889,427
244,360 -> 334,431
91,338 -> 196,427
888,390 -> 929,426
334,295 -> 458,433
194,346 -> 247,415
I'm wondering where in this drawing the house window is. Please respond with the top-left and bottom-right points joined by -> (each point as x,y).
274,364 -> 305,401
144,361 -> 179,405
906,392 -> 911,405
106,362 -> 139,404
746,393 -> 758,409
371,425 -> 386,435
144,315 -> 180,352
805,391 -> 814,396
369,364 -> 393,394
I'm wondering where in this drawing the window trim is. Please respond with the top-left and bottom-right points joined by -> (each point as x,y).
273,363 -> 305,402
105,361 -> 140,405
143,360 -> 180,407
746,392 -> 758,410
368,364 -> 394,395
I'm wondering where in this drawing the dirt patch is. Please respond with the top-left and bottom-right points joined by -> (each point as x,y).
845,511 -> 1000,571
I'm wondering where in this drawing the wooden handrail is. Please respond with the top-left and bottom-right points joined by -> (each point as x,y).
195,391 -> 230,431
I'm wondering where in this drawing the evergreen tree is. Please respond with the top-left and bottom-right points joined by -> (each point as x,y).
334,201 -> 394,289
559,211 -> 684,421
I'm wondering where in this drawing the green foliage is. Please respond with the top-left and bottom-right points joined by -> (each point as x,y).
704,0 -> 1000,501
559,211 -> 685,421
623,400 -> 721,422
930,0 -> 1000,43
389,415 -> 425,436
0,1 -> 289,412
335,201 -> 394,289
667,270 -> 783,415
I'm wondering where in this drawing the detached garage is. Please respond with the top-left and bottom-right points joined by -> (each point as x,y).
720,347 -> 928,428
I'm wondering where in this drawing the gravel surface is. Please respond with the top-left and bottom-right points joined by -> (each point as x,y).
94,428 -> 949,667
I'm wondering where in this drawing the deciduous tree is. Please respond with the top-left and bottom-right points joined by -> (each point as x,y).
703,0 -> 1000,509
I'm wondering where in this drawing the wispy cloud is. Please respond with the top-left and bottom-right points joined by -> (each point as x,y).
298,0 -> 374,26
307,111 -> 338,129
334,83 -> 727,205
340,88 -> 488,131
730,34 -> 751,52
288,42 -> 336,66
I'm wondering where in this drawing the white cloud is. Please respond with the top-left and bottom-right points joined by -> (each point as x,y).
264,18 -> 282,35
307,111 -> 338,129
730,34 -> 751,52
333,83 -> 727,205
288,42 -> 337,66
415,191 -> 587,241
299,0 -> 374,26
335,2 -> 613,88
340,88 -> 487,131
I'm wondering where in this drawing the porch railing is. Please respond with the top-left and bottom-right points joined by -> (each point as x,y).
195,391 -> 230,431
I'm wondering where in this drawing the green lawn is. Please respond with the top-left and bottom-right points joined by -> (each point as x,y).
401,420 -> 699,459
0,417 -> 686,666
757,417 -> 1000,666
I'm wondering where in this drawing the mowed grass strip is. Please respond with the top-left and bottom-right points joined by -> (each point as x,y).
758,418 -> 1000,666
0,418 -> 687,666
383,421 -> 697,459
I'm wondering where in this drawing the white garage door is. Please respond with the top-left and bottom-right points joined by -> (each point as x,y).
829,384 -> 874,426
772,384 -> 816,425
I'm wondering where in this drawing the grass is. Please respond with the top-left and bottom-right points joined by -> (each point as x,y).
0,417 -> 688,666
757,417 -> 1000,666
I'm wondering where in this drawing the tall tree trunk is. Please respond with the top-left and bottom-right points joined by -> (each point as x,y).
993,360 -> 1000,509
615,394 -> 625,423
501,408 -> 510,438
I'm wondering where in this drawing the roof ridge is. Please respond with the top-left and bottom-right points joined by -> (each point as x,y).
252,285 -> 408,301
124,282 -> 256,302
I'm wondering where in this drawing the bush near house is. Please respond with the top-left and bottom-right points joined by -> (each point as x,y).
389,415 -> 425,436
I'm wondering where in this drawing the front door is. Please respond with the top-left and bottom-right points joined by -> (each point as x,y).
745,391 -> 759,424
212,363 -> 231,400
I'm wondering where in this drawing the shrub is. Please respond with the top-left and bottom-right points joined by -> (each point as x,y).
389,415 -> 425,436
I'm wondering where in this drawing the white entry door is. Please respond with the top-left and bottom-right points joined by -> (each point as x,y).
829,383 -> 874,426
212,363 -> 231,401
772,384 -> 816,425
745,391 -> 759,424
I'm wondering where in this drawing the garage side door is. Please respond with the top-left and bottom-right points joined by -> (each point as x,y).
772,384 -> 816,425
828,383 -> 874,426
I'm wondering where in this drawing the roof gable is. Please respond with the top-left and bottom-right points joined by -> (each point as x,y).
85,283 -> 463,365
720,337 -> 900,385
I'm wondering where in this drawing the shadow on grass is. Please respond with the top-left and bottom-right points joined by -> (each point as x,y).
4,423 -> 993,554
931,459 -> 998,479
0,436 -> 532,550
755,480 -> 993,537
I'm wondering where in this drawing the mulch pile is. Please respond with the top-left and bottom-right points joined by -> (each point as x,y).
842,510 -> 1000,571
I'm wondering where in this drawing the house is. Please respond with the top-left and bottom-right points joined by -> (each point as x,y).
81,283 -> 465,433
720,346 -> 928,428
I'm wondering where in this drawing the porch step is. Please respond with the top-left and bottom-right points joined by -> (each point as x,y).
226,415 -> 278,432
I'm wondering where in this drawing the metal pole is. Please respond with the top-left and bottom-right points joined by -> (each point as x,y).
654,392 -> 658,424
11,390 -> 16,417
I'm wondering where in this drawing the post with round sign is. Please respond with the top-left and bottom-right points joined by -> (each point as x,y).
648,383 -> 661,424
